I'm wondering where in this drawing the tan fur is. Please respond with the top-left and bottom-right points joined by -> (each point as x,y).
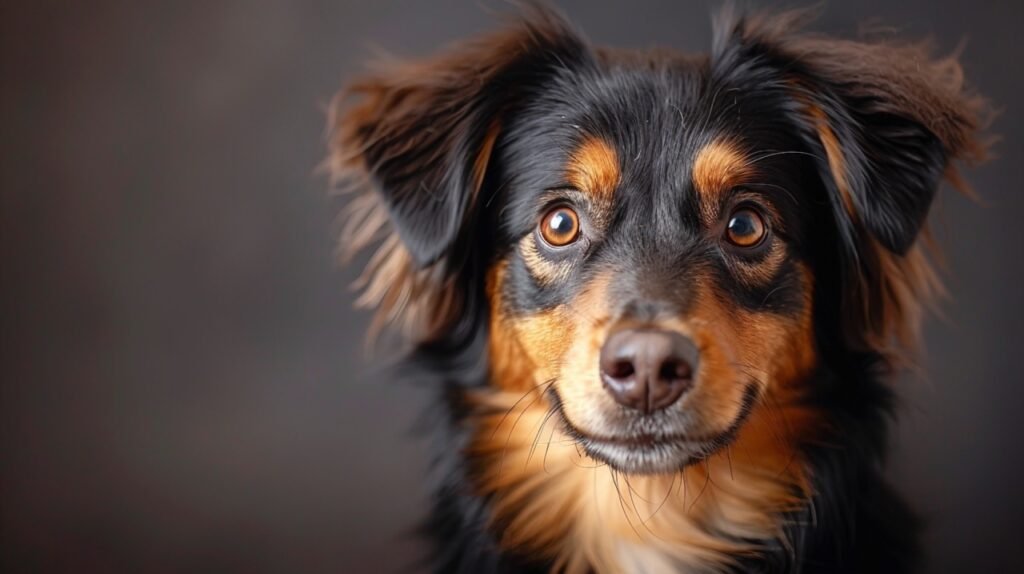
520,233 -> 575,287
857,239 -> 944,364
804,105 -> 858,222
473,120 -> 502,193
567,136 -> 621,200
475,259 -> 820,573
691,139 -> 757,222
341,198 -> 453,342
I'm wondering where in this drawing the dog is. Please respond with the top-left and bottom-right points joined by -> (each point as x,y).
328,4 -> 988,573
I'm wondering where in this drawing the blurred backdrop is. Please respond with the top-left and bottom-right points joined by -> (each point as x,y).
2,1 -> 1022,572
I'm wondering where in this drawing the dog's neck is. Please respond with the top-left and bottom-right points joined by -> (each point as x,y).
465,385 -> 821,574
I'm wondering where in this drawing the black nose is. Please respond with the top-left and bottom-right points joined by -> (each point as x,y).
599,328 -> 698,413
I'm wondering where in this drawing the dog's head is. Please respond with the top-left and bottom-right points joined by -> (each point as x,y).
331,6 -> 987,475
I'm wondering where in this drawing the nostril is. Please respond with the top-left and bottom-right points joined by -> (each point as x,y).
659,360 -> 692,383
608,360 -> 635,379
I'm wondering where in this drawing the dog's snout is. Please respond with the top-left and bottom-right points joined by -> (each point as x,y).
599,328 -> 698,413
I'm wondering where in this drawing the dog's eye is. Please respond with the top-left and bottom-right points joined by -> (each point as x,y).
539,206 -> 580,247
725,208 -> 767,248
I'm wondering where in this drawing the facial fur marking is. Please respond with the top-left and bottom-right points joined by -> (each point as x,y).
519,233 -> 574,286
692,138 -> 756,223
566,136 -> 620,200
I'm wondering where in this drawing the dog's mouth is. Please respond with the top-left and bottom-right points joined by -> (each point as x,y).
547,383 -> 759,474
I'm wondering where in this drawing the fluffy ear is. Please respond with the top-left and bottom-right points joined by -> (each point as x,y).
328,7 -> 590,340
713,8 -> 988,254
330,7 -> 588,267
711,8 -> 990,354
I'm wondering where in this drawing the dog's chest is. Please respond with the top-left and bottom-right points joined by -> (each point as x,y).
616,541 -> 690,574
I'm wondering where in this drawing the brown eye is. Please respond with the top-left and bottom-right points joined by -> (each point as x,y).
725,208 -> 767,248
539,206 -> 580,247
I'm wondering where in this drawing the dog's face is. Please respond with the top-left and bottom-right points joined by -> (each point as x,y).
333,8 -> 985,475
487,72 -> 818,472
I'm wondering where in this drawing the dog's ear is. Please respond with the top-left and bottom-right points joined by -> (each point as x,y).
329,7 -> 590,341
711,8 -> 990,354
330,7 -> 589,267
712,8 -> 988,254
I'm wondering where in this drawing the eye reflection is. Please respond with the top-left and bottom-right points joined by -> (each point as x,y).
725,208 -> 767,248
539,206 -> 581,247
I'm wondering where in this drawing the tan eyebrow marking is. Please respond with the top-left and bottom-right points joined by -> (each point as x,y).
692,138 -> 756,221
692,138 -> 756,196
565,136 -> 620,200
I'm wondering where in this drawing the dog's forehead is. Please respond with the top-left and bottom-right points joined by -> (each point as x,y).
560,61 -> 716,169
500,59 -> 776,226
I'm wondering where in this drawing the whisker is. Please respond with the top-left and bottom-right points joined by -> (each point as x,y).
697,82 -> 727,139
624,475 -> 669,540
746,149 -> 822,165
624,474 -> 657,504
759,283 -> 790,308
525,405 -> 559,468
743,181 -> 801,207
680,467 -> 689,510
542,422 -> 560,475
498,379 -> 556,475
609,470 -> 644,541
689,462 -> 713,512
643,473 -> 677,525
488,378 -> 556,440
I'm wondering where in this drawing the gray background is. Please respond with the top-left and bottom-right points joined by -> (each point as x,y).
2,1 -> 1022,572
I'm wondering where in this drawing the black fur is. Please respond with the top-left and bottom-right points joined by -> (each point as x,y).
332,5 -> 986,573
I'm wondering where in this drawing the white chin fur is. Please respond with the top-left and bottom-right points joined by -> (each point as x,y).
582,439 -> 703,474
